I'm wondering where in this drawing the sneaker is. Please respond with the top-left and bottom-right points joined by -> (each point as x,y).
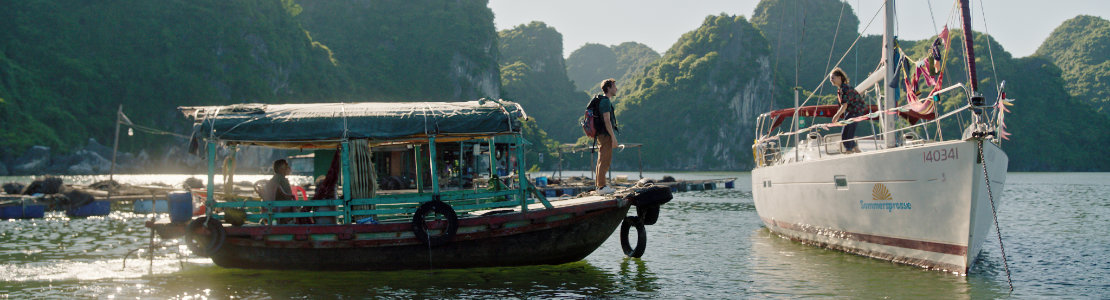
598,186 -> 616,195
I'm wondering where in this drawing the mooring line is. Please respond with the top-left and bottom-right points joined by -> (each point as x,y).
978,139 -> 1013,292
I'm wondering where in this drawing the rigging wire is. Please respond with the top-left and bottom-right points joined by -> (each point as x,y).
795,2 -> 885,109
820,0 -> 849,99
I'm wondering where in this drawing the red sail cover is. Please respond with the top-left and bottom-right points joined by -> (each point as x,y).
765,104 -> 935,132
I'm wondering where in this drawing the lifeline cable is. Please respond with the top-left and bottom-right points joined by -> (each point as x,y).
978,139 -> 1013,292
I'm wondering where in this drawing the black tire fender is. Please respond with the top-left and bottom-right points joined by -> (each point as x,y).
620,216 -> 647,258
630,186 -> 672,207
185,217 -> 225,257
412,200 -> 459,247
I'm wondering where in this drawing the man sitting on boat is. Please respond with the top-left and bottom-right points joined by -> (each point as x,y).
828,67 -> 867,154
262,159 -> 295,224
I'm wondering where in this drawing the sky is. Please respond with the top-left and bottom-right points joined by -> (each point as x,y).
489,0 -> 1110,58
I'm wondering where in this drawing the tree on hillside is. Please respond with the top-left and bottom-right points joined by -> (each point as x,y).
498,21 -> 588,143
566,43 -> 618,93
615,14 -> 774,170
1035,15 -> 1110,114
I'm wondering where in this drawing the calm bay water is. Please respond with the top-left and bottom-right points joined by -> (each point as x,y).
1,172 -> 1107,298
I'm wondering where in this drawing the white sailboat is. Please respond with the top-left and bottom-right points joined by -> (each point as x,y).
750,0 -> 1011,275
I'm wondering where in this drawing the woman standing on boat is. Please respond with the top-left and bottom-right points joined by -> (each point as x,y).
828,68 -> 867,153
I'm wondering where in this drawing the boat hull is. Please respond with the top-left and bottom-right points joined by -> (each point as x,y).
751,139 -> 1007,274
209,198 -> 630,270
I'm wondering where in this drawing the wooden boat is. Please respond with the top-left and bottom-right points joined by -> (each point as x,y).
179,99 -> 671,270
750,0 -> 1010,274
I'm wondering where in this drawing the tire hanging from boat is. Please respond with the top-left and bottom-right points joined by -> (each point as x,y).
411,200 -> 459,247
629,185 -> 672,225
185,217 -> 225,257
620,216 -> 647,258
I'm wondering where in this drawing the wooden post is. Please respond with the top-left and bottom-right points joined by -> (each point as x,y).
517,135 -> 528,212
109,104 -> 122,201
414,144 -> 423,194
341,141 -> 352,224
206,142 -> 216,215
429,136 -> 439,195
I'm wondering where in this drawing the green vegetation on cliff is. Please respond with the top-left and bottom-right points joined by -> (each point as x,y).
1035,15 -> 1110,114
498,21 -> 588,144
614,14 -> 774,170
0,0 -> 346,157
0,0 -> 503,162
295,0 -> 501,101
566,42 -> 660,94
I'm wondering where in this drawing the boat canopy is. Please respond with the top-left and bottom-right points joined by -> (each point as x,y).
180,99 -> 526,146
762,104 -> 935,132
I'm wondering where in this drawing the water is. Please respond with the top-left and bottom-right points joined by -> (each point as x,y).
1,172 -> 1107,298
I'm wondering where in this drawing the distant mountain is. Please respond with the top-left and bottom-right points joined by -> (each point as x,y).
614,14 -> 774,170
0,0 -> 345,159
1035,15 -> 1110,114
751,0 -> 878,100
900,30 -> 1110,171
296,1 -> 502,101
498,21 -> 589,144
566,42 -> 660,94
0,0 -> 504,172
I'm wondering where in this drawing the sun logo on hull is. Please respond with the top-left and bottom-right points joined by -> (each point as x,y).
872,183 -> 893,200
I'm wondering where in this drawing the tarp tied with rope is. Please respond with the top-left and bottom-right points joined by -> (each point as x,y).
179,99 -> 526,145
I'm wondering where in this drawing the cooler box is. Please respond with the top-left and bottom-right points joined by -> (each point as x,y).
168,192 -> 194,223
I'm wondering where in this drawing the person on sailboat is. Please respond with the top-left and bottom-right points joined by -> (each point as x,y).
828,67 -> 867,154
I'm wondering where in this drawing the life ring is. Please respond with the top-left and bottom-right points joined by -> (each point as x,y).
185,217 -> 226,257
620,216 -> 647,258
411,200 -> 458,247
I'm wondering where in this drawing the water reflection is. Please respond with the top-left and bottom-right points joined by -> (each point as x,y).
618,257 -> 660,293
747,228 -> 1012,299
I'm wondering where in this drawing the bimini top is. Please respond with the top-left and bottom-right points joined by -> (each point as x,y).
180,99 -> 526,145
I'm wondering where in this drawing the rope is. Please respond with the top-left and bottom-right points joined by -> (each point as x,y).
977,139 -> 1013,293
820,0 -> 848,97
977,0 -> 1000,90
795,2 -> 885,110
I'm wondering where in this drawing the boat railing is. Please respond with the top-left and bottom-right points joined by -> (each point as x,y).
199,133 -> 552,226
755,102 -> 989,166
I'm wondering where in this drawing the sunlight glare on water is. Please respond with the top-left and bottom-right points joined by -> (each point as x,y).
1,172 -> 1107,298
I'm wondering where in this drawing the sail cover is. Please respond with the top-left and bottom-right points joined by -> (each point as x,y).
180,99 -> 526,142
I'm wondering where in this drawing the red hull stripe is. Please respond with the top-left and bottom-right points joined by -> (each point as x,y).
764,218 -> 967,256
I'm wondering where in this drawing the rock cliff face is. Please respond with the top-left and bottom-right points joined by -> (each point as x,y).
616,15 -> 774,170
296,0 -> 501,101
498,22 -> 589,143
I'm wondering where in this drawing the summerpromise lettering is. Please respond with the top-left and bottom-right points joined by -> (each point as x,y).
859,200 -> 912,212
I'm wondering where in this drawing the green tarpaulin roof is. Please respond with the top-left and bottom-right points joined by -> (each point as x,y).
180,99 -> 526,143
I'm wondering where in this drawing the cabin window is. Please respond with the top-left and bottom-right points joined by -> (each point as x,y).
834,175 -> 848,190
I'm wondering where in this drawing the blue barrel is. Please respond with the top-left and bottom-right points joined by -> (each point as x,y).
535,176 -> 548,187
21,205 -> 45,219
725,180 -> 735,189
0,205 -> 18,219
168,192 -> 194,223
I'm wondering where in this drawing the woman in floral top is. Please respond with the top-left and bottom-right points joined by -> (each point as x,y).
829,67 -> 867,153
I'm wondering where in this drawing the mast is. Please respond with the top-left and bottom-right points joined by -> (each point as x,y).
958,0 -> 986,116
958,0 -> 978,93
881,0 -> 896,148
